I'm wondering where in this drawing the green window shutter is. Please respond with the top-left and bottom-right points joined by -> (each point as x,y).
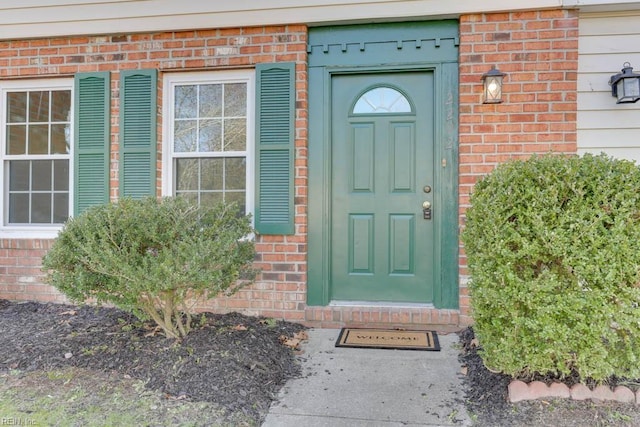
255,62 -> 295,235
74,72 -> 110,215
119,69 -> 157,199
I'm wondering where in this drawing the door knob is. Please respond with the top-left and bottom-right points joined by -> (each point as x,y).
422,201 -> 431,209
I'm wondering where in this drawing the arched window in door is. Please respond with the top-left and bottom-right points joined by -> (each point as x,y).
352,86 -> 413,114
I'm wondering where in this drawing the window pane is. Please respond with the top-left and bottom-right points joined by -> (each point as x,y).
170,76 -> 248,215
4,85 -> 71,226
51,90 -> 71,122
175,158 -> 199,191
224,118 -> 246,151
51,124 -> 70,154
225,157 -> 246,190
53,193 -> 69,223
9,161 -> 29,191
201,158 -> 223,190
199,119 -> 222,152
31,193 -> 52,223
9,194 -> 29,223
53,160 -> 69,191
7,125 -> 26,155
353,87 -> 412,114
7,92 -> 27,123
225,191 -> 246,213
176,191 -> 198,205
199,84 -> 222,118
29,91 -> 50,122
32,160 -> 52,191
175,85 -> 197,119
224,83 -> 246,117
28,124 -> 49,154
174,120 -> 197,152
200,191 -> 223,208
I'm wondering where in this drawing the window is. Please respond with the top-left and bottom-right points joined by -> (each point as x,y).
0,79 -> 73,235
163,71 -> 254,214
353,86 -> 412,114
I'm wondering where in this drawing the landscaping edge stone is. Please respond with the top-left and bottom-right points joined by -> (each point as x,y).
508,380 -> 640,405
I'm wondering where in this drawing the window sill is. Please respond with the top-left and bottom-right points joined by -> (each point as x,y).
0,227 -> 62,240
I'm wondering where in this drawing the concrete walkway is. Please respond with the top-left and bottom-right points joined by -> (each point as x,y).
263,329 -> 472,427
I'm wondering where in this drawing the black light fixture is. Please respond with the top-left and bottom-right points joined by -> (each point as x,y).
481,66 -> 505,104
609,62 -> 640,104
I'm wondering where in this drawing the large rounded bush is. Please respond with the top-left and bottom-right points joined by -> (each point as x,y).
462,153 -> 640,381
43,197 -> 256,338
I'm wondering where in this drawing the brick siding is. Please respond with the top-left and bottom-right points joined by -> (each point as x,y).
0,239 -> 63,302
0,26 -> 310,323
458,9 -> 579,324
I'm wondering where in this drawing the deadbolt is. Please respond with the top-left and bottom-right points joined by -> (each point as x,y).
423,185 -> 432,193
422,201 -> 431,209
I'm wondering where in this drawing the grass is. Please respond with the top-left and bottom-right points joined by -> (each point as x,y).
0,368 -> 252,427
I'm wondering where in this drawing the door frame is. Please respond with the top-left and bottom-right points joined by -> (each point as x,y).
307,22 -> 459,309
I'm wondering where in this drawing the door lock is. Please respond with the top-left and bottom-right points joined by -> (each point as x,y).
422,201 -> 432,220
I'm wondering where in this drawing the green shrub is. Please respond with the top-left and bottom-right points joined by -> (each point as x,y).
462,153 -> 640,381
43,197 -> 257,339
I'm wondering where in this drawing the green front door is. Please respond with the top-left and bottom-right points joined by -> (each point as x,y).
330,71 -> 435,303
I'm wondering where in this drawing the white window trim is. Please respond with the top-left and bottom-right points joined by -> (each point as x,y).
0,78 -> 74,239
161,70 -> 255,221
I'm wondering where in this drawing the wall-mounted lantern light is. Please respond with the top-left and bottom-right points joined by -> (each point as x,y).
609,62 -> 640,104
481,66 -> 505,104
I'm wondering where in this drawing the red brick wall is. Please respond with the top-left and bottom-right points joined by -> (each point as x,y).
458,9 -> 579,323
0,11 -> 580,328
0,239 -> 63,302
0,26 -> 309,322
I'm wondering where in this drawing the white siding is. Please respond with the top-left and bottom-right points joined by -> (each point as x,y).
0,0 -> 567,40
578,12 -> 640,162
5,1 -> 640,41
565,0 -> 640,12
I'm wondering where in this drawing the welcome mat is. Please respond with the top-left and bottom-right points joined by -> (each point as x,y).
335,328 -> 440,351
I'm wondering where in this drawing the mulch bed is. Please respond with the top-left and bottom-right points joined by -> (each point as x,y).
0,299 -> 305,424
458,327 -> 519,425
458,327 -> 640,427
3,299 -> 639,426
